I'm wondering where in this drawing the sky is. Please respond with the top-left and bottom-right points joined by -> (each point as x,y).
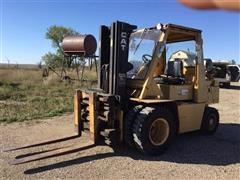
0,0 -> 239,64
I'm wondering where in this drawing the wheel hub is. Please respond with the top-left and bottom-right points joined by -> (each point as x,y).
149,118 -> 169,146
208,117 -> 216,131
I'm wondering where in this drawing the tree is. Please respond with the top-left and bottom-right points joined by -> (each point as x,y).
41,52 -> 63,68
42,25 -> 80,67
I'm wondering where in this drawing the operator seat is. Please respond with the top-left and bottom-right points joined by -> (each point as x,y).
155,60 -> 185,84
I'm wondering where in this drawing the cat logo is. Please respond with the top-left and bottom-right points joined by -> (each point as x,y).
120,32 -> 127,51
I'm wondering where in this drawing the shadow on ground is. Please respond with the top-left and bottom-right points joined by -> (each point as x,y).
24,123 -> 240,174
221,84 -> 240,90
229,84 -> 240,90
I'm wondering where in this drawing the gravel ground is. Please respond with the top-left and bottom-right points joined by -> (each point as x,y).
0,82 -> 240,179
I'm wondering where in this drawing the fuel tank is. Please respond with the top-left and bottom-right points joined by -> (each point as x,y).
62,35 -> 97,55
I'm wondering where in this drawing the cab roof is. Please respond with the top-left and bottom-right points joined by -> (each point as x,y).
165,23 -> 202,43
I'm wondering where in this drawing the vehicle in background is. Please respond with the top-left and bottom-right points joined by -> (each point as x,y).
210,61 -> 240,88
228,64 -> 240,82
212,61 -> 231,88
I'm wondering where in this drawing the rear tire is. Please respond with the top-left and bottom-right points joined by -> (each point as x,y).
201,107 -> 219,135
223,82 -> 230,88
132,106 -> 176,155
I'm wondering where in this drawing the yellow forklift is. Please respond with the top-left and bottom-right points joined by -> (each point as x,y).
73,21 -> 219,154
5,21 -> 219,164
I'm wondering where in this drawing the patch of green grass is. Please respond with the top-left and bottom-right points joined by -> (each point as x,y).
0,68 -> 97,123
0,83 -> 74,123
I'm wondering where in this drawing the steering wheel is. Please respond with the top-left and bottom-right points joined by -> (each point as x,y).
142,54 -> 152,63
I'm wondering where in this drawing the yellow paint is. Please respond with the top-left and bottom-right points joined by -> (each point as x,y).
74,89 -> 82,135
158,84 -> 193,100
178,103 -> 205,133
139,31 -> 168,99
89,92 -> 98,144
183,66 -> 195,84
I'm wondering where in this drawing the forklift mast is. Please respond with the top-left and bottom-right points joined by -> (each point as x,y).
98,21 -> 137,107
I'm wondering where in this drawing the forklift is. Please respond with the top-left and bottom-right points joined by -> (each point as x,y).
5,21 -> 219,164
74,21 -> 219,154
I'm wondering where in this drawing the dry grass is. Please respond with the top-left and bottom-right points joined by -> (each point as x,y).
0,68 -> 97,123
0,69 -> 42,83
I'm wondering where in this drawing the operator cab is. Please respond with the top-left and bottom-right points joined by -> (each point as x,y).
127,28 -> 160,79
126,23 -> 203,100
154,59 -> 185,85
159,50 -> 196,85
126,26 -> 197,86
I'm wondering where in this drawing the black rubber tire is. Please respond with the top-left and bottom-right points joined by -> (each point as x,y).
132,106 -> 176,155
201,107 -> 219,135
124,105 -> 144,147
223,82 -> 230,88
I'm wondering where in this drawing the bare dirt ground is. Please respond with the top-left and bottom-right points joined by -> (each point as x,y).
1,82 -> 240,179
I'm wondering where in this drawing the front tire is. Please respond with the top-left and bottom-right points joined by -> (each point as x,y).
132,106 -> 176,155
124,105 -> 144,147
